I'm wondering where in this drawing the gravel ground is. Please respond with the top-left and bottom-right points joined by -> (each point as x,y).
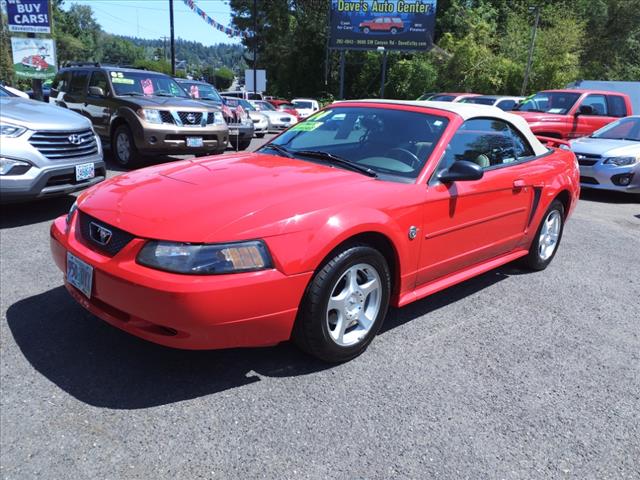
1,138 -> 639,479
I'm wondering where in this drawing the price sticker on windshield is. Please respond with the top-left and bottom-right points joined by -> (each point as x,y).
291,121 -> 322,132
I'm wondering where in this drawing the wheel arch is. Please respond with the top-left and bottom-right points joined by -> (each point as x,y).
554,189 -> 572,218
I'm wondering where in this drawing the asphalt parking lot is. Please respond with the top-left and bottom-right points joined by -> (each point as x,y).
1,136 -> 639,479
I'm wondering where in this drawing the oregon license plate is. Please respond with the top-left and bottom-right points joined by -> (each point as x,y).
228,129 -> 240,136
75,163 -> 95,181
186,137 -> 204,147
66,252 -> 93,298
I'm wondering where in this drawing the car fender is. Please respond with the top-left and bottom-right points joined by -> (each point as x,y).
266,205 -> 416,282
109,106 -> 141,139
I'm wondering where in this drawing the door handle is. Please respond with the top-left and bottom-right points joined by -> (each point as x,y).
513,179 -> 526,189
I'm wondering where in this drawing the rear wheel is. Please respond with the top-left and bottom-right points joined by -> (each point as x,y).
521,200 -> 565,271
294,245 -> 391,363
256,133 -> 265,138
391,27 -> 398,34
111,124 -> 140,168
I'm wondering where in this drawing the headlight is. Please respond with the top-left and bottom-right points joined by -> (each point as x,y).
0,122 -> 27,137
604,156 -> 638,167
213,111 -> 224,125
137,240 -> 273,275
138,109 -> 163,124
66,201 -> 78,226
0,157 -> 31,175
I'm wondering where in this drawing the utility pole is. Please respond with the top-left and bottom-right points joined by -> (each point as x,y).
521,6 -> 540,96
169,0 -> 176,75
378,47 -> 387,98
253,0 -> 257,94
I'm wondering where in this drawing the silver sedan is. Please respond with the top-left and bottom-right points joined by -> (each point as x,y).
570,116 -> 640,194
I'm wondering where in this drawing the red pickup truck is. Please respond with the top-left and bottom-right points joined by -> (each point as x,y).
512,89 -> 633,139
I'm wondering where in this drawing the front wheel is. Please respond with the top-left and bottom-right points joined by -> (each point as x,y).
255,133 -> 265,139
363,27 -> 370,34
294,245 -> 391,363
521,200 -> 565,271
111,124 -> 140,168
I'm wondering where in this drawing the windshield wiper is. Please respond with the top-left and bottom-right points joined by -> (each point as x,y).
295,150 -> 378,178
120,92 -> 144,96
260,143 -> 294,158
154,92 -> 175,97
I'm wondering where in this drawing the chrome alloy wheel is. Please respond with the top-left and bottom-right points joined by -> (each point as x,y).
326,263 -> 382,347
116,132 -> 131,163
538,210 -> 562,261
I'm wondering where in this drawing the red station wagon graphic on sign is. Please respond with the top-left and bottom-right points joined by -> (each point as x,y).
359,17 -> 405,34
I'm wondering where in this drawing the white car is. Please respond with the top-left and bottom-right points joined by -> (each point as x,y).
250,100 -> 298,131
2,85 -> 29,99
459,95 -> 524,111
291,98 -> 320,119
249,112 -> 269,138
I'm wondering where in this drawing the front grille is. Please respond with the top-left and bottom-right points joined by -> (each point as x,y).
29,129 -> 98,159
160,111 -> 175,124
177,111 -> 203,125
580,176 -> 600,185
575,153 -> 600,167
78,211 -> 135,257
280,117 -> 291,122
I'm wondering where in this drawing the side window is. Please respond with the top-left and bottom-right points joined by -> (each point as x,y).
51,72 -> 70,93
581,94 -> 608,116
508,126 -> 535,159
435,119 -> 521,176
88,71 -> 109,95
607,95 -> 627,117
68,71 -> 89,95
497,99 -> 516,111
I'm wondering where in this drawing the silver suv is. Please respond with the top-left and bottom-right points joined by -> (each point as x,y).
0,86 -> 105,203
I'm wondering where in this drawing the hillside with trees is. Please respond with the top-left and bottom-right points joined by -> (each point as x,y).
230,0 -> 640,100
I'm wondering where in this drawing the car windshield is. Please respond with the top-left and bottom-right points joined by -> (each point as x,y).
254,101 -> 276,111
293,100 -> 314,109
461,97 -> 495,106
515,92 -> 580,114
109,71 -> 190,98
591,117 -> 640,141
261,107 -> 449,181
181,82 -> 222,103
278,103 -> 296,109
430,94 -> 456,102
224,97 -> 256,111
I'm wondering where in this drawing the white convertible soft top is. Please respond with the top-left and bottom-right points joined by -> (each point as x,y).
340,99 -> 549,156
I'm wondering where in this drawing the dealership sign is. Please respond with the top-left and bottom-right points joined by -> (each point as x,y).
6,0 -> 51,33
10,37 -> 57,79
329,0 -> 437,51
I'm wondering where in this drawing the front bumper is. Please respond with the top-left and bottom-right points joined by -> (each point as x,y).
579,162 -> 640,194
132,122 -> 229,155
227,123 -> 254,143
1,157 -> 106,203
50,214 -> 313,350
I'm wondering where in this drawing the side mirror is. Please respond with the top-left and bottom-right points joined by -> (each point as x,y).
576,104 -> 593,116
88,86 -> 105,97
438,160 -> 484,183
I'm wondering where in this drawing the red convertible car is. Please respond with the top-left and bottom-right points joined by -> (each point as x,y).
51,101 -> 579,362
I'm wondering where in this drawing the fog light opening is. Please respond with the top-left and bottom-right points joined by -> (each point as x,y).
149,136 -> 158,145
611,173 -> 634,186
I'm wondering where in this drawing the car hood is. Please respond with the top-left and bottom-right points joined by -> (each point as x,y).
0,97 -> 91,131
78,152 -> 374,243
118,96 -> 218,111
511,111 -> 567,123
570,137 -> 640,157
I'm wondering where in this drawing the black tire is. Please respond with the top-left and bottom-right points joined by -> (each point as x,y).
521,199 -> 565,271
293,245 -> 391,363
211,146 -> 226,155
256,133 -> 265,138
111,124 -> 140,168
391,27 -> 398,34
363,27 -> 370,34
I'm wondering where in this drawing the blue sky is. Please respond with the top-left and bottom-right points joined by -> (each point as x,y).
66,0 -> 241,46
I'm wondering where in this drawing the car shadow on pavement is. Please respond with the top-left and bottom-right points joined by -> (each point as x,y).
580,189 -> 640,204
1,195 -> 76,229
7,267 -> 512,410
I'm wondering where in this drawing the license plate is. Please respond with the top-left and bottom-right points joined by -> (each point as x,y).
228,129 -> 239,136
75,163 -> 95,181
186,137 -> 204,148
66,252 -> 93,298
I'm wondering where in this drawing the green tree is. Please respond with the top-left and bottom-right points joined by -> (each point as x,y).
0,13 -> 14,84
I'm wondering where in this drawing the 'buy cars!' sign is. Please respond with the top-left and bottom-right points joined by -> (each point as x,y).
6,0 -> 51,34
330,0 -> 437,51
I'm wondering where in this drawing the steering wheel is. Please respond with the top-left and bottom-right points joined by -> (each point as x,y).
386,148 -> 420,170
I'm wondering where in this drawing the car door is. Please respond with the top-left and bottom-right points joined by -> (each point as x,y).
62,70 -> 89,116
83,71 -> 112,139
417,118 -> 535,285
571,94 -> 618,138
